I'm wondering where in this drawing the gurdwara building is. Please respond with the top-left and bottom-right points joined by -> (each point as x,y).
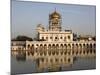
11,10 -> 96,55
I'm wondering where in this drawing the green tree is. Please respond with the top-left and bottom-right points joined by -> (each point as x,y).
12,35 -> 33,41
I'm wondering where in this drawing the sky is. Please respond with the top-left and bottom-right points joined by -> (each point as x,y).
11,0 -> 96,39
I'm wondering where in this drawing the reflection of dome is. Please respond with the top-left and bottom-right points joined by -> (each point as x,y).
49,11 -> 61,19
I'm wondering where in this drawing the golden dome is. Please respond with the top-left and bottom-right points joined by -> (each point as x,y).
49,11 -> 61,19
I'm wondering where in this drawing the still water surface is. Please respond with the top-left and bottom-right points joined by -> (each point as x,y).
11,56 -> 96,74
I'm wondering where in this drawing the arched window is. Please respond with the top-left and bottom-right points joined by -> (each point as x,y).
44,44 -> 47,46
46,37 -> 48,40
56,44 -> 59,47
32,44 -> 34,47
90,44 -> 92,48
55,37 -> 58,41
61,44 -> 63,46
64,37 -> 66,41
56,44 -> 59,49
28,44 -> 30,48
52,44 -> 55,49
64,44 -> 67,46
68,36 -> 70,39
31,44 -> 34,50
48,44 -> 51,48
44,44 -> 47,49
86,44 -> 88,49
42,37 -> 44,40
50,37 -> 52,39
83,44 -> 85,48
64,44 -> 67,49
76,44 -> 78,47
68,44 -> 70,46
72,44 -> 74,49
60,37 -> 62,39
60,44 -> 63,49
36,44 -> 38,46
40,44 -> 42,46
55,37 -> 57,39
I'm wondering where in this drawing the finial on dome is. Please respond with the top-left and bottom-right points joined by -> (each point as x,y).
55,8 -> 56,12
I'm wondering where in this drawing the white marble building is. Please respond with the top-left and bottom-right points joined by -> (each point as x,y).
36,10 -> 73,42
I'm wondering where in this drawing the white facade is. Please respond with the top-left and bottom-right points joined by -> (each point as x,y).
11,41 -> 26,50
39,31 -> 73,42
36,10 -> 73,43
11,46 -> 25,51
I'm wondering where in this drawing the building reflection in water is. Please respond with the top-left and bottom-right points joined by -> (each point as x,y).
11,47 -> 96,72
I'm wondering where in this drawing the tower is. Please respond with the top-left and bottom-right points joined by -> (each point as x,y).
49,10 -> 62,31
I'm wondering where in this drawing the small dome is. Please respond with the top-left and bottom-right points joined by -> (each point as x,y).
37,24 -> 44,29
37,24 -> 42,27
49,11 -> 61,19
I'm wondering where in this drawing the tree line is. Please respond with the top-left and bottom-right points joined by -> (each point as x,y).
11,35 -> 33,41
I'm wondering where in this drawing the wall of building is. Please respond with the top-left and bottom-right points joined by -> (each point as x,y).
39,31 -> 73,42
